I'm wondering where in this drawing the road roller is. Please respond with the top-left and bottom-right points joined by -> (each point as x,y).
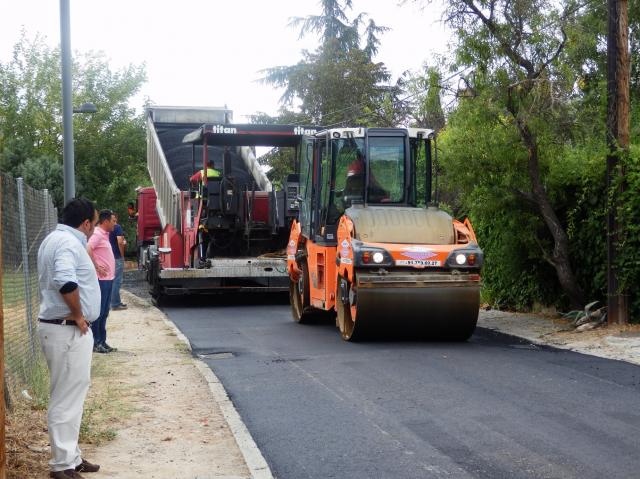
286,127 -> 483,341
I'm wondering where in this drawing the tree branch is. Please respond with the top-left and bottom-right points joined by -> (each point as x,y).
462,0 -> 535,77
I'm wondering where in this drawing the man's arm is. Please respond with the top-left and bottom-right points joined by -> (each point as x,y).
86,242 -> 107,277
52,246 -> 89,334
60,287 -> 89,334
117,235 -> 126,258
189,170 -> 202,185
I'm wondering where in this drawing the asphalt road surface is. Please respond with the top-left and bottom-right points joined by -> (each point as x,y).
163,295 -> 640,479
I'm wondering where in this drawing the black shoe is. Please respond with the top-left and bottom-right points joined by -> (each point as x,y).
50,469 -> 84,478
75,458 -> 100,473
103,343 -> 118,352
93,344 -> 109,354
111,304 -> 128,311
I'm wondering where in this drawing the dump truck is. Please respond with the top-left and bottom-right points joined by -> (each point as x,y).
139,106 -> 316,303
286,127 -> 483,341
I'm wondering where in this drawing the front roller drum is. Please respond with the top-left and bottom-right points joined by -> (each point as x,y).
336,275 -> 360,341
338,275 -> 480,341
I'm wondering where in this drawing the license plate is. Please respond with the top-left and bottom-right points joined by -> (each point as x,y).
395,260 -> 441,267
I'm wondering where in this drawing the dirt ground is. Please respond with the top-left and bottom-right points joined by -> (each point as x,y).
6,289 -> 250,479
5,402 -> 49,479
82,290 -> 250,479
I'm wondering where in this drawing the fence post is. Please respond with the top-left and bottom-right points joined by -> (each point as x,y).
1,176 -> 7,479
17,178 -> 36,360
43,189 -> 50,232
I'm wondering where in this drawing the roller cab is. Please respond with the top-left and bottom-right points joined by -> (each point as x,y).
287,127 -> 483,341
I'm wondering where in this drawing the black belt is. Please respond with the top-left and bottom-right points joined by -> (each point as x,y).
39,318 -> 77,326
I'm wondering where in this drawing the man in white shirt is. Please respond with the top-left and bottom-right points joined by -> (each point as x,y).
37,198 -> 102,478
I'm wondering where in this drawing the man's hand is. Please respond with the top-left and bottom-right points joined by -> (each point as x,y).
95,264 -> 108,277
67,314 -> 90,335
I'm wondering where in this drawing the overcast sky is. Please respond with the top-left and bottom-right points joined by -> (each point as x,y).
1,0 -> 451,122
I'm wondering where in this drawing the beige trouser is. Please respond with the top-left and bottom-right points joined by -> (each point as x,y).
38,322 -> 93,472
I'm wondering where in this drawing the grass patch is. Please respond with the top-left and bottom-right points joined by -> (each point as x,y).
79,353 -> 138,445
7,348 -> 136,446
23,357 -> 50,411
174,341 -> 190,354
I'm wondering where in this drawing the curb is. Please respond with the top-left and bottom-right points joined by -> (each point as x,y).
123,291 -> 275,479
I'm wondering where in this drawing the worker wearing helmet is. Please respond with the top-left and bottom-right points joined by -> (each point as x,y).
344,152 -> 387,202
190,159 -> 221,199
343,152 -> 366,201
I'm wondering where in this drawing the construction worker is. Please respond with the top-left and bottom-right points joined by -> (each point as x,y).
345,152 -> 387,202
190,159 -> 221,199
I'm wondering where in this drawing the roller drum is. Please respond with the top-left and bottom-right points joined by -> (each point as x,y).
344,272 -> 480,341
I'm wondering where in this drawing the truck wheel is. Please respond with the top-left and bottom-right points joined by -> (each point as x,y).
290,260 -> 315,323
148,257 -> 165,306
151,293 -> 166,308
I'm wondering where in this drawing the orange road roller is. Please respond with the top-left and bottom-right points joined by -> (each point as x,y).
287,127 -> 483,341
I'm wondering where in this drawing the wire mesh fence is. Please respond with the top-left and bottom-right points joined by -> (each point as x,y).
2,173 -> 57,400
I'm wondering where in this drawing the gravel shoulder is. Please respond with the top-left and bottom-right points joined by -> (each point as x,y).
83,289 -> 251,479
478,309 -> 640,366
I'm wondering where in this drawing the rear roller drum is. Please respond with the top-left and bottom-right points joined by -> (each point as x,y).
290,260 -> 316,324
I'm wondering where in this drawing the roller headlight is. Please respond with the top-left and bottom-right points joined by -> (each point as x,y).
447,248 -> 484,269
352,242 -> 393,267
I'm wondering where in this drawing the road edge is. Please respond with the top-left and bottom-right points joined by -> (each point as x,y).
140,294 -> 275,479
478,312 -> 640,367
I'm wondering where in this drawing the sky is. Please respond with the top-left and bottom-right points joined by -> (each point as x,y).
0,0 -> 452,122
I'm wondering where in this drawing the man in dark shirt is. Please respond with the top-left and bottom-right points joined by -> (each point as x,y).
109,214 -> 127,310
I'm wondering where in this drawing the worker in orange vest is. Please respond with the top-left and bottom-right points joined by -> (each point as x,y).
190,159 -> 221,199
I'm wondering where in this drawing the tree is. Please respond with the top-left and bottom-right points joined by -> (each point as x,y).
404,64 -> 446,131
434,0 -> 590,308
0,32 -> 147,215
261,0 -> 398,127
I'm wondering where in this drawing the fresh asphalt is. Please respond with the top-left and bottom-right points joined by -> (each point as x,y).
161,294 -> 640,479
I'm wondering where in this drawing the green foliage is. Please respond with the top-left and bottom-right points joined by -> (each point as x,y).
439,83 -> 638,317
261,0 -> 401,127
249,110 -> 307,188
438,100 -> 564,309
404,64 -> 446,130
0,32 -> 148,216
262,41 -> 392,126
617,144 -> 640,318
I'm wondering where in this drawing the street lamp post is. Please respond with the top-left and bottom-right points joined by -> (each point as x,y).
60,0 -> 75,204
60,1 -> 98,204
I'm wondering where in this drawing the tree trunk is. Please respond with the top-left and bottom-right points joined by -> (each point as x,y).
516,119 -> 586,309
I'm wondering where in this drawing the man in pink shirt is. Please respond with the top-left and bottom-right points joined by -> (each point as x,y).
87,209 -> 116,353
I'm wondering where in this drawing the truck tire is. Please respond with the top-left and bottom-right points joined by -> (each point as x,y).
148,257 -> 166,307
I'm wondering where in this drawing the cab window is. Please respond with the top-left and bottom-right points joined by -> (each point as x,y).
367,136 -> 405,203
332,138 -> 365,218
